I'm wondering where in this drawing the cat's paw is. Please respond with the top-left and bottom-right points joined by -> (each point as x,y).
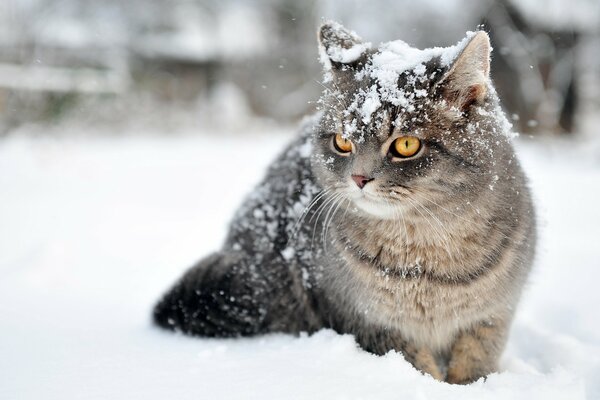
445,368 -> 485,385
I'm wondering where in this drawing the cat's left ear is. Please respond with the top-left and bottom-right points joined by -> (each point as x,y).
318,21 -> 370,72
438,31 -> 491,112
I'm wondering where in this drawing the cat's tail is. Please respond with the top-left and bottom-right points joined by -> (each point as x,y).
153,252 -> 267,337
153,251 -> 321,337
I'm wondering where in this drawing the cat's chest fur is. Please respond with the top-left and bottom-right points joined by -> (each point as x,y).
321,213 -> 506,351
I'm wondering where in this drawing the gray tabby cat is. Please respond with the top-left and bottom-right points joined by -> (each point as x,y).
153,22 -> 536,384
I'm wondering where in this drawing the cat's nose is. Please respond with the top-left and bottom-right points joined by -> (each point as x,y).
351,175 -> 374,189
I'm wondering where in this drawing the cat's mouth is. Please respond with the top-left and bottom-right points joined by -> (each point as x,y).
349,188 -> 407,220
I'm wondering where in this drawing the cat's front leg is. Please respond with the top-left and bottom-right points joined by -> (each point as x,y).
446,317 -> 509,384
403,344 -> 445,381
354,329 -> 443,380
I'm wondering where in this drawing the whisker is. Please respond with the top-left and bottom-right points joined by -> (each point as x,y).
414,200 -> 462,260
310,191 -> 341,251
290,189 -> 329,238
409,190 -> 516,244
403,196 -> 455,260
323,194 -> 347,254
320,193 -> 342,247
396,203 -> 411,267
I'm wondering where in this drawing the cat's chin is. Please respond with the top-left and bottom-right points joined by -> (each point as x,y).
351,196 -> 402,220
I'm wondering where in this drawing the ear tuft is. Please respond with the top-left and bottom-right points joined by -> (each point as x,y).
318,21 -> 370,70
440,31 -> 491,112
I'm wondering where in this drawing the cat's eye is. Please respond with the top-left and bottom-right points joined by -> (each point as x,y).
332,133 -> 353,154
389,136 -> 421,158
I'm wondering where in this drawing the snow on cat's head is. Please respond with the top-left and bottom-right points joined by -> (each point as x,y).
312,21 -> 514,219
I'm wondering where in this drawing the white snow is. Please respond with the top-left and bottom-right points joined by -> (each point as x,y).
319,21 -> 372,68
0,130 -> 599,399
341,32 -> 475,128
368,34 -> 469,79
328,41 -> 372,64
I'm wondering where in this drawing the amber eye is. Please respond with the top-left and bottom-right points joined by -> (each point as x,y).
333,133 -> 353,154
390,136 -> 421,158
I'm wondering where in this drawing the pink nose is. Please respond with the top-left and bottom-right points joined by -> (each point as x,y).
351,175 -> 373,189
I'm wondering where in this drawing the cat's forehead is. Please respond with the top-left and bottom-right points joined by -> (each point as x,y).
330,39 -> 471,143
339,104 -> 434,144
336,70 -> 442,143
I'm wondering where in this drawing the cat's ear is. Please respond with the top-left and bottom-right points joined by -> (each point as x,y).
318,22 -> 370,72
438,31 -> 491,112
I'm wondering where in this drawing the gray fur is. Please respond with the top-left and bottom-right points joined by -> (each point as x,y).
154,23 -> 536,384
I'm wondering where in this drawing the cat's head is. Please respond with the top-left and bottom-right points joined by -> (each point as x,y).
311,22 -> 513,219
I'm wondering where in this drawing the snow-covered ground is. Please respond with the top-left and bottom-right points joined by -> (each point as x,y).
0,128 -> 599,399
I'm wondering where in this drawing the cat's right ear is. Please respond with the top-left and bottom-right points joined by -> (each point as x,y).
318,22 -> 370,73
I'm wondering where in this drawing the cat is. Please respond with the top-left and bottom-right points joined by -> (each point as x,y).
153,22 -> 536,384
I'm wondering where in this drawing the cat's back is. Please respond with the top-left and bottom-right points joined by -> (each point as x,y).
224,116 -> 321,257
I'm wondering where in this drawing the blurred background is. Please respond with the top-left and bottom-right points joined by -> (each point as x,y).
0,0 -> 599,136
2,3 -> 600,397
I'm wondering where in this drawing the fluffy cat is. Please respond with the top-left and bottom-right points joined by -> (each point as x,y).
153,22 -> 536,384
